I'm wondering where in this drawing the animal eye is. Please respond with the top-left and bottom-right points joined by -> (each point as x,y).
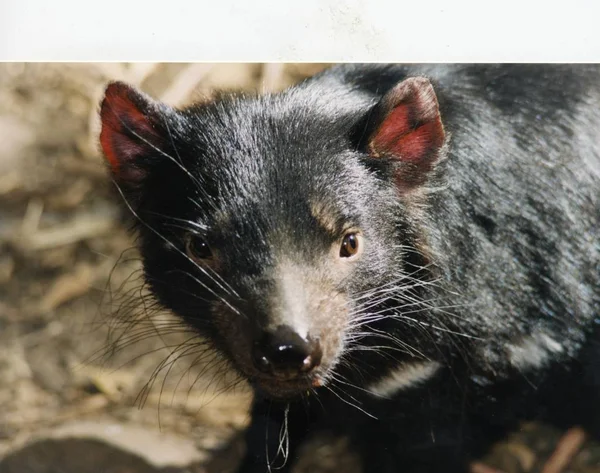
340,232 -> 361,258
185,234 -> 213,261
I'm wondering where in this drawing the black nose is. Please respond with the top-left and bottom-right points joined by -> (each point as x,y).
252,325 -> 322,379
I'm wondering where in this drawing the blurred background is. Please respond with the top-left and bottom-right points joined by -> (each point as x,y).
0,63 -> 598,473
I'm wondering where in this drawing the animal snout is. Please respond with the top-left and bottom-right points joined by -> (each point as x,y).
252,325 -> 322,379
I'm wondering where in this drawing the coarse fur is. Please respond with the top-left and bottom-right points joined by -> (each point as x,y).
99,64 -> 600,473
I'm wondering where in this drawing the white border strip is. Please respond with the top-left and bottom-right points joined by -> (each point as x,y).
1,0 -> 599,62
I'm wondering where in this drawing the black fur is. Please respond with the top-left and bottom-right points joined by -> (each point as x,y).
101,65 -> 600,473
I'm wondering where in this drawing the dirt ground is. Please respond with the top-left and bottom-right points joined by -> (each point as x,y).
0,63 -> 598,473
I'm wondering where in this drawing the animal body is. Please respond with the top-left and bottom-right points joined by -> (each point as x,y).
99,64 -> 600,473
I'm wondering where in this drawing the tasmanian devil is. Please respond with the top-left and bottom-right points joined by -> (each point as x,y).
98,64 -> 600,473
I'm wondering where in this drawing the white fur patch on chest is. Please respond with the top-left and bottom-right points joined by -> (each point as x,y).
507,332 -> 564,370
366,361 -> 441,399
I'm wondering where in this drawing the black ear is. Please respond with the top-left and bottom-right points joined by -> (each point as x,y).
99,82 -> 169,192
365,77 -> 447,191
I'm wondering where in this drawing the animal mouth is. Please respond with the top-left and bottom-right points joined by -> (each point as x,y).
251,372 -> 324,399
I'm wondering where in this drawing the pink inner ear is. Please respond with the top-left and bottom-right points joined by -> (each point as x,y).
370,78 -> 445,165
372,104 -> 412,148
384,120 -> 443,162
99,83 -> 157,178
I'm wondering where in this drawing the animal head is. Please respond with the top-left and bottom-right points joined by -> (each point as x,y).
99,74 -> 448,399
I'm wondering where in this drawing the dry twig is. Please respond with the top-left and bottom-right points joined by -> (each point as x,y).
14,210 -> 117,252
541,427 -> 587,473
261,63 -> 286,93
470,462 -> 506,473
160,63 -> 215,106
